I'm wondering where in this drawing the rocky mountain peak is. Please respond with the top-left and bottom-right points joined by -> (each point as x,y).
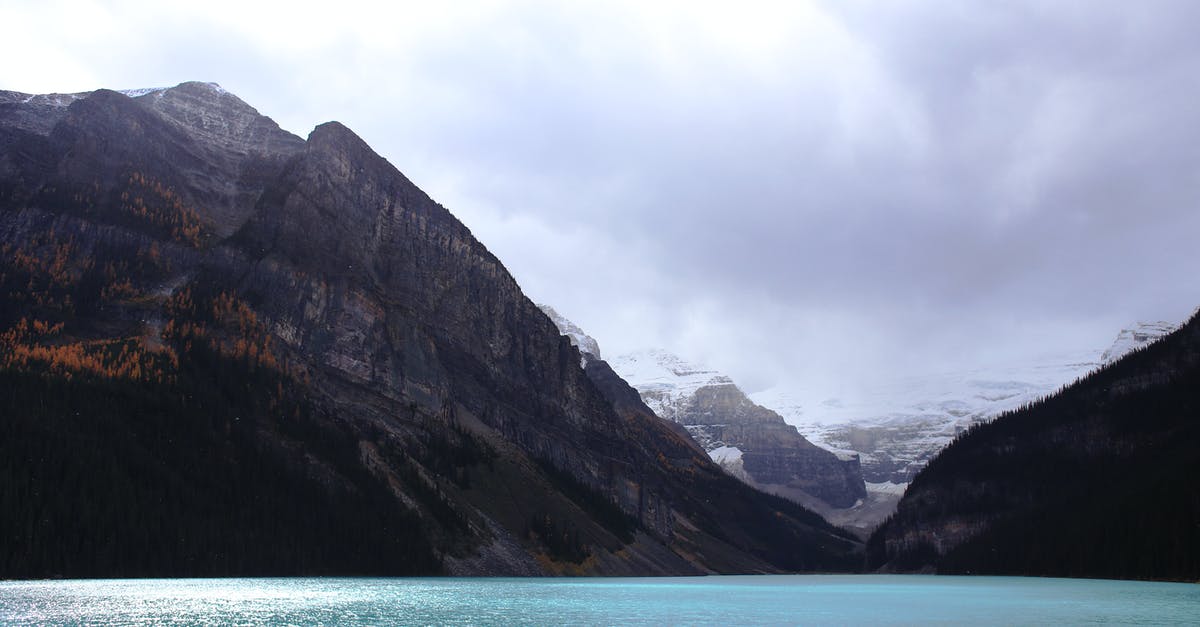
136,81 -> 303,160
307,120 -> 366,150
609,347 -> 866,512
1,82 -> 297,153
608,349 -> 733,419
538,304 -> 601,363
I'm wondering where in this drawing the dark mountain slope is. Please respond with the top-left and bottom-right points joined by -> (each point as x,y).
583,357 -> 859,570
0,82 -> 859,576
0,362 -> 439,578
868,310 -> 1200,581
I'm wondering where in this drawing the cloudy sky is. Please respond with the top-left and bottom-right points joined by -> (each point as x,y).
5,0 -> 1200,408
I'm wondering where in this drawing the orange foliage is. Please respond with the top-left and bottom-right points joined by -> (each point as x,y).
1,228 -> 159,313
99,261 -> 141,301
0,318 -> 176,384
163,290 -> 282,373
121,172 -> 206,248
1,235 -> 92,313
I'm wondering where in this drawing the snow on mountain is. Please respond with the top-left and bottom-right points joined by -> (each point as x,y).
1101,321 -> 1177,363
5,85 -> 176,108
118,87 -> 169,98
537,314 -> 868,512
537,305 -> 601,364
751,351 -> 1096,483
708,445 -> 743,464
609,348 -> 867,511
7,91 -> 86,107
708,445 -> 752,483
120,84 -> 224,99
606,349 -> 732,421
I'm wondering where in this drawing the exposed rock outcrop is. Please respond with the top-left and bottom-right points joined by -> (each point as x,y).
607,349 -> 866,509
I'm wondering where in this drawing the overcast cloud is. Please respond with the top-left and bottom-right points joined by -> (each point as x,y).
4,0 -> 1199,407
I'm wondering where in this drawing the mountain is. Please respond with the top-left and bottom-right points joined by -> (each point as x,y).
750,321 -> 1176,532
536,305 -> 711,453
0,82 -> 860,578
539,305 -> 602,364
1100,321 -> 1178,363
866,311 -> 1200,581
607,349 -> 866,516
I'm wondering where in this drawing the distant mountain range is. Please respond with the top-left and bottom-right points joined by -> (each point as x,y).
544,282 -> 1196,583
0,82 -> 860,578
562,320 -> 1176,534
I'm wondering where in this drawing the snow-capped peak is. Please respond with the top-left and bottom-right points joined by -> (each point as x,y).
118,87 -> 169,99
538,305 -> 601,363
608,349 -> 734,421
1101,321 -> 1176,364
6,82 -> 225,108
609,349 -> 732,393
12,92 -> 86,107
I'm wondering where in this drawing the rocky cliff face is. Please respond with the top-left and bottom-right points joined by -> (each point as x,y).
0,82 -> 860,577
867,312 -> 1200,581
608,349 -> 866,510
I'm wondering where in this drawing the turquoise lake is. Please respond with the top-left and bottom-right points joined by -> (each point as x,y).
1,575 -> 1197,625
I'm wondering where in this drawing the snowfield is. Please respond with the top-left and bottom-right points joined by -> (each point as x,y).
607,349 -> 733,422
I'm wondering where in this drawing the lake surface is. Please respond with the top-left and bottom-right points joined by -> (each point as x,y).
1,575 -> 1197,625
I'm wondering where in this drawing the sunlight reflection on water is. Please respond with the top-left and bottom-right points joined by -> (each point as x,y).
1,575 -> 1197,626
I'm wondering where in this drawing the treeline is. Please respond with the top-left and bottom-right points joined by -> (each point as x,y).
0,345 -> 442,578
674,469 -> 864,573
